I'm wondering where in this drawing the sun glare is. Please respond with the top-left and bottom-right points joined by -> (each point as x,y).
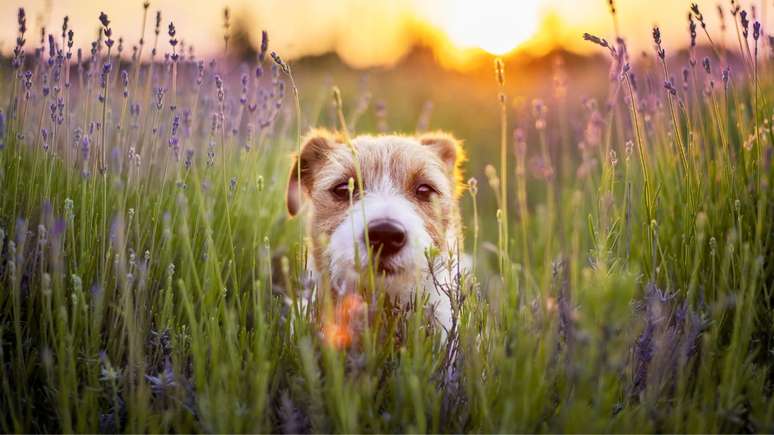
436,0 -> 542,55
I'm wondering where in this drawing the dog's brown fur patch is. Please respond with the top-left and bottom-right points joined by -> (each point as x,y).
287,129 -> 465,278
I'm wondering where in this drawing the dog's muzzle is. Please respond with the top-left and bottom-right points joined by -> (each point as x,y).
366,219 -> 407,260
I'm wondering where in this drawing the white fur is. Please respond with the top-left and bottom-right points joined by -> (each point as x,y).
321,171 -> 458,334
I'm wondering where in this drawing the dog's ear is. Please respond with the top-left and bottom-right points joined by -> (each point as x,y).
287,129 -> 336,216
419,132 -> 465,196
418,131 -> 464,170
419,132 -> 465,193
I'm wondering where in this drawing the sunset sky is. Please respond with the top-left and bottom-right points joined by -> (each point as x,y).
2,0 -> 769,68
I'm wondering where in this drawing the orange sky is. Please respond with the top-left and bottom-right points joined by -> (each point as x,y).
1,0 -> 769,68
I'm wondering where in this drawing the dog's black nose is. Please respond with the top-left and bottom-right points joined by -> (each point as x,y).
367,220 -> 406,257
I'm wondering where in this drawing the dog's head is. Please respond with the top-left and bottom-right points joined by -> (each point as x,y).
286,128 -> 465,294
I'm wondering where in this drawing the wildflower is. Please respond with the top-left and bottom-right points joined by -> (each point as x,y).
99,12 -> 114,49
99,352 -> 122,382
664,80 -> 677,96
583,32 -> 608,48
168,22 -> 177,47
652,26 -> 665,59
752,21 -> 760,41
207,141 -> 215,167
98,12 -> 110,27
99,62 -> 113,89
624,140 -> 634,159
467,177 -> 478,195
184,149 -> 194,169
690,3 -> 706,29
607,0 -> 616,15
41,128 -> 49,152
81,135 -> 90,161
688,14 -> 697,47
17,8 -> 27,34
271,51 -> 289,74
154,11 -> 161,36
583,32 -> 617,57
259,30 -> 269,62
223,7 -> 230,47
740,10 -> 749,38
145,359 -> 177,395
121,70 -> 129,98
609,149 -> 619,167
154,87 -> 166,110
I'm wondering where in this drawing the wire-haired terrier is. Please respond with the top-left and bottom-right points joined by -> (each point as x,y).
286,128 -> 466,333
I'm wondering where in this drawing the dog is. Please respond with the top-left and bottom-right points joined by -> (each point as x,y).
285,128 -> 466,335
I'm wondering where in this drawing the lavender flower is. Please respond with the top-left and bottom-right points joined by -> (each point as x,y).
81,135 -> 90,161
168,22 -> 178,47
259,30 -> 269,62
17,8 -> 27,34
184,149 -> 194,169
99,63 -> 112,92
652,26 -> 665,59
740,10 -> 749,39
99,12 -> 114,48
690,3 -> 706,29
145,359 -> 177,395
271,51 -> 289,74
12,8 -> 27,69
154,87 -> 166,110
583,32 -> 618,58
752,21 -> 760,41
664,80 -> 677,96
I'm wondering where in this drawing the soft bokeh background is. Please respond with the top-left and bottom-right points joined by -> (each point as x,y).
3,0 -> 768,68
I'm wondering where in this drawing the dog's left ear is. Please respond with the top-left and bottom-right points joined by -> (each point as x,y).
419,131 -> 464,171
419,132 -> 465,191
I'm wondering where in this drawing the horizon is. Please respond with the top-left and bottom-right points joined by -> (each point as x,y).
1,0 -> 768,70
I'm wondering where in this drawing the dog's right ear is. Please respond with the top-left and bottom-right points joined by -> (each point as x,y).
286,129 -> 336,216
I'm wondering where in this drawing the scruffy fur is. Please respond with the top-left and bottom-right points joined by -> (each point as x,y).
286,128 -> 466,332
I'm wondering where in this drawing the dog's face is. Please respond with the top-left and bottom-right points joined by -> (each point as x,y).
287,129 -> 464,295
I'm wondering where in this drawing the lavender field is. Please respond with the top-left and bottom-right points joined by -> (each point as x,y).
0,1 -> 773,433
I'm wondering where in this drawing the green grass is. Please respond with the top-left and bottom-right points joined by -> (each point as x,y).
1,5 -> 774,433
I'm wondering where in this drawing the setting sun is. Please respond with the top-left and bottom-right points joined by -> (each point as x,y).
433,0 -> 542,55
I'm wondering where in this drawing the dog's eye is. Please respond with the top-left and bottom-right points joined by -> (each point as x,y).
330,182 -> 353,201
415,184 -> 437,201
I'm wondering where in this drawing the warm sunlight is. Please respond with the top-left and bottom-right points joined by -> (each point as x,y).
434,0 -> 542,55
